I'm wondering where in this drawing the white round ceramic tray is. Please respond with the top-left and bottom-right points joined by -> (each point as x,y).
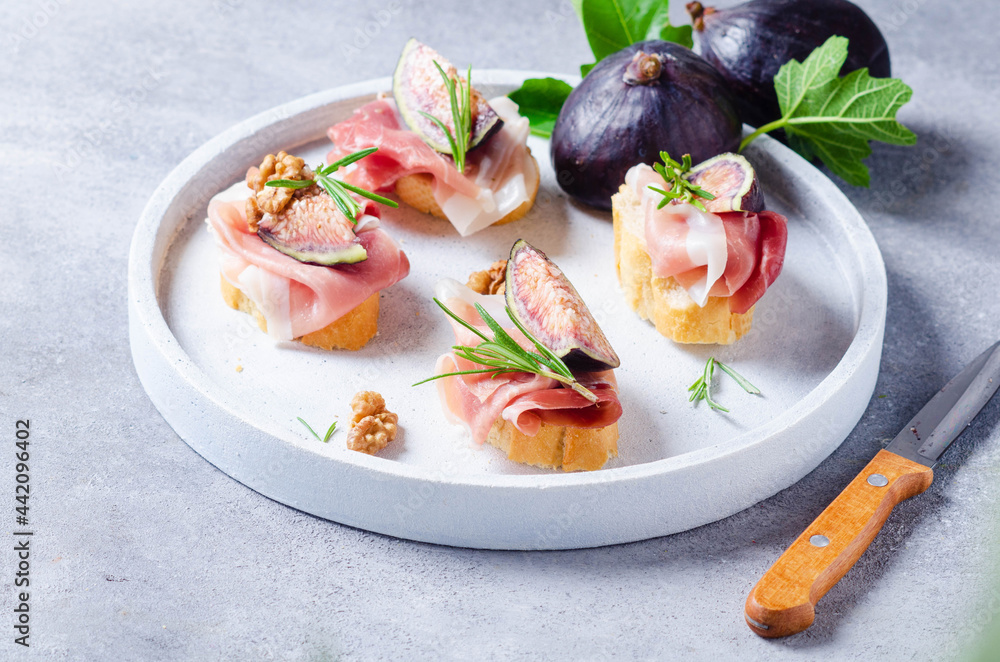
128,71 -> 886,550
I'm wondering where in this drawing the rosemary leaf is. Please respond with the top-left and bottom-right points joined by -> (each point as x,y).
461,65 -> 472,168
297,417 -> 321,441
650,151 -> 717,211
432,298 -> 490,343
322,421 -> 338,443
708,399 -> 730,413
263,147 -> 396,223
265,179 -> 312,189
418,111 -> 460,161
337,180 -> 398,208
688,357 -> 761,413
415,299 -> 598,403
316,174 -> 360,222
412,368 -> 520,386
326,146 -> 379,171
475,303 -> 524,355
702,357 -> 716,406
716,362 -> 762,395
503,308 -> 574,382
420,60 -> 473,174
297,417 -> 337,442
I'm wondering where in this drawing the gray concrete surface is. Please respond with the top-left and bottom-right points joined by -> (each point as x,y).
3,0 -> 1000,659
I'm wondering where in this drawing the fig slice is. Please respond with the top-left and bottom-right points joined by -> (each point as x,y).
505,240 -> 620,372
257,190 -> 367,266
684,152 -> 764,213
392,38 -> 503,155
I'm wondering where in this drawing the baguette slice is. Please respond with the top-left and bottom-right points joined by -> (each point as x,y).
220,276 -> 379,351
612,183 -> 753,345
486,418 -> 618,472
462,262 -> 618,472
395,150 -> 540,227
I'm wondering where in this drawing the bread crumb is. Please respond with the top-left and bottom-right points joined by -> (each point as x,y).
235,365 -> 243,373
347,391 -> 398,455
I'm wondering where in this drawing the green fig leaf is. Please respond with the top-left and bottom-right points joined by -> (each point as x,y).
580,0 -> 689,62
507,77 -> 575,138
742,35 -> 917,187
658,23 -> 693,50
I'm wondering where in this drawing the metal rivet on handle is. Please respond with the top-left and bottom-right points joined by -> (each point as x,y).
867,473 -> 889,487
809,535 -> 830,547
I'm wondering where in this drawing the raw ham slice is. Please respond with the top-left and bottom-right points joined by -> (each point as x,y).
328,98 -> 481,199
432,285 -> 622,445
327,95 -> 534,236
670,213 -> 760,300
502,373 -> 622,434
627,163 -> 787,314
728,211 -> 787,315
206,184 -> 409,340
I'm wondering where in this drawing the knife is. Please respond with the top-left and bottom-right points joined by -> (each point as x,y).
745,340 -> 1000,638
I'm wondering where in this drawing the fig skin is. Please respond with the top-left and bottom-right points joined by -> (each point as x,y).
551,40 -> 742,211
688,0 -> 891,129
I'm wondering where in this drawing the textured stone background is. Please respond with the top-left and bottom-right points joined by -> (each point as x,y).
2,0 -> 999,659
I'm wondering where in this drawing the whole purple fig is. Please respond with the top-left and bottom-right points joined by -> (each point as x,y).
688,0 -> 891,129
551,40 -> 742,211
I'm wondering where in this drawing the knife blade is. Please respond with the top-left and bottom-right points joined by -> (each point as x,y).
745,340 -> 1000,638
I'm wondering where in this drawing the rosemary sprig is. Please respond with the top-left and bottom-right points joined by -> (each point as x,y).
297,417 -> 338,443
688,357 -> 761,413
418,61 -> 473,173
648,151 -> 717,212
265,147 -> 398,224
413,298 -> 598,403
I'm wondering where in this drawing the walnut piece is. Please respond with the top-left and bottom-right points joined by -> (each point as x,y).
347,391 -> 399,455
466,260 -> 507,295
244,151 -> 309,231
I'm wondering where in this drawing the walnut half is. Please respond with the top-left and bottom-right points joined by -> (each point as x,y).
347,391 -> 399,455
244,151 -> 310,231
466,260 -> 507,295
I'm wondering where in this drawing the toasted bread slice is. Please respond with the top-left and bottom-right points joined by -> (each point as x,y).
395,151 -> 540,226
486,419 -> 618,472
612,183 -> 753,345
220,275 -> 379,351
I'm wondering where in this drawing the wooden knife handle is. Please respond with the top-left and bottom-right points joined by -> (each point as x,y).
745,449 -> 934,638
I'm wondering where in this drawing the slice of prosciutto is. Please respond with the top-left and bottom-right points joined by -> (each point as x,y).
626,163 -> 788,315
327,95 -> 534,237
432,282 -> 622,445
206,182 -> 410,341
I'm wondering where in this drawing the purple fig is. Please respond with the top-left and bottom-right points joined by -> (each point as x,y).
688,0 -> 891,128
550,40 -> 742,210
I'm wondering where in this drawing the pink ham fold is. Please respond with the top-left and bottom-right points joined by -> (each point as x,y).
207,196 -> 409,340
631,164 -> 788,315
434,300 -> 622,445
327,97 -> 482,199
